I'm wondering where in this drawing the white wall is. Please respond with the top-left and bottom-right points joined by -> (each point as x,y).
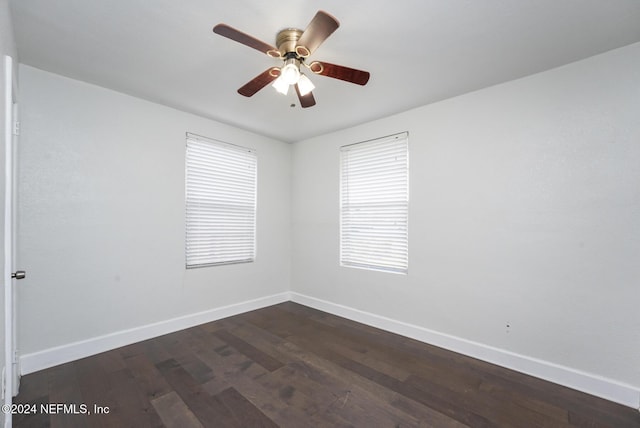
17,65 -> 290,358
292,43 -> 640,395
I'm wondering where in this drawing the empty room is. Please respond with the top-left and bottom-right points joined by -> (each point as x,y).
1,1 -> 639,427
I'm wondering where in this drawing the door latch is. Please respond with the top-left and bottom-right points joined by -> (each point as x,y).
11,270 -> 25,280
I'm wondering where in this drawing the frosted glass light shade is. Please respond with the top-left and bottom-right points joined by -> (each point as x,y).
272,75 -> 289,95
297,74 -> 315,96
281,59 -> 300,85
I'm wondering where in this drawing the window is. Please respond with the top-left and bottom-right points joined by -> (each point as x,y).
185,133 -> 257,267
340,132 -> 409,274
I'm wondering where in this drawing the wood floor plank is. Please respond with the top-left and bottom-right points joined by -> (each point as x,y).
189,326 -> 337,426
390,395 -> 471,428
478,378 -> 570,425
95,349 -> 127,374
11,367 -> 51,403
11,394 -> 50,428
271,336 -> 467,427
213,329 -> 284,372
118,341 -> 147,359
323,339 -> 412,382
254,367 -> 323,419
122,353 -> 173,401
405,373 -> 568,428
151,391 -> 204,428
107,368 -> 164,427
48,362 -> 88,428
74,356 -> 128,427
214,387 -> 278,428
154,358 -> 240,427
223,366 -> 334,427
13,302 -> 640,428
141,337 -> 174,365
224,321 -> 299,366
193,334 -> 270,384
175,353 -> 215,385
262,361 -> 424,427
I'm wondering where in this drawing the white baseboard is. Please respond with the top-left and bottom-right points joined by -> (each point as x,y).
290,292 -> 640,410
20,292 -> 291,375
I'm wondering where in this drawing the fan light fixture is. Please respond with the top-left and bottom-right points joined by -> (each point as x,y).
271,58 -> 315,97
213,11 -> 370,108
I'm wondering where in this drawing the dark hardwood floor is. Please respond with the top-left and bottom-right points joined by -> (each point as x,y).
13,302 -> 640,427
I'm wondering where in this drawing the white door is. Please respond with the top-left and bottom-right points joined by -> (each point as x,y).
10,100 -> 19,394
3,54 -> 21,428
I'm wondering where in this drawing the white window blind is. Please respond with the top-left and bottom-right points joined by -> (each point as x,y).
340,132 -> 408,274
185,133 -> 257,267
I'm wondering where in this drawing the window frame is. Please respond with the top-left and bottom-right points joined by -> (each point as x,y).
185,132 -> 257,268
339,132 -> 409,274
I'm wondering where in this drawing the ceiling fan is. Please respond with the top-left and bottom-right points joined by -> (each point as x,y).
213,11 -> 370,108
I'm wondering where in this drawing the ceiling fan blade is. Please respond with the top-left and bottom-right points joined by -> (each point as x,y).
295,11 -> 339,56
238,68 -> 281,97
295,84 -> 316,108
309,61 -> 370,86
213,24 -> 279,56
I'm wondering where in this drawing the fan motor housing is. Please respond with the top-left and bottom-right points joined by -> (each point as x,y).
276,28 -> 304,57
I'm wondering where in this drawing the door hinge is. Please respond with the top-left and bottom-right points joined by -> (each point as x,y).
13,120 -> 20,136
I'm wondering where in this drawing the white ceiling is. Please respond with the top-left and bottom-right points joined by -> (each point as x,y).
10,0 -> 640,143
